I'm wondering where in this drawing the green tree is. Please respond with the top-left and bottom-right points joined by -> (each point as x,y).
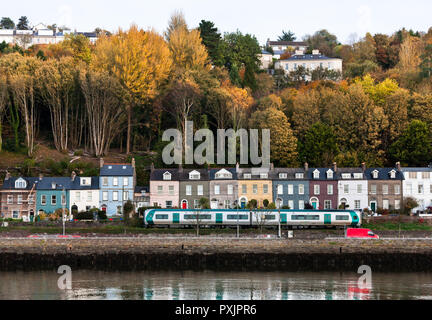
0,17 -> 15,29
298,122 -> 339,167
304,29 -> 339,57
420,44 -> 432,79
389,120 -> 432,166
198,20 -> 223,66
16,16 -> 30,30
278,30 -> 296,42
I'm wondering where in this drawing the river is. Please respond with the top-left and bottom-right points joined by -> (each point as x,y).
2,270 -> 432,300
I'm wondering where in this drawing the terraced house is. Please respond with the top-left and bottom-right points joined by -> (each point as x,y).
337,165 -> 369,211
0,174 -> 38,220
179,168 -> 210,209
365,163 -> 404,212
237,167 -> 272,208
401,167 -> 432,213
272,166 -> 309,210
36,176 -> 70,215
209,168 -> 238,209
149,168 -> 180,208
68,172 -> 100,214
308,164 -> 339,210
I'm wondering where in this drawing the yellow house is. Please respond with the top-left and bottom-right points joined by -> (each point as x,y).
237,168 -> 273,208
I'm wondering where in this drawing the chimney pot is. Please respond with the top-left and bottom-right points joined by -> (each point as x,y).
361,162 -> 366,172
39,173 -> 43,181
333,162 -> 337,172
71,171 -> 77,181
396,162 -> 401,171
304,162 -> 309,172
132,158 -> 136,168
236,162 -> 240,172
99,158 -> 104,168
150,163 -> 155,172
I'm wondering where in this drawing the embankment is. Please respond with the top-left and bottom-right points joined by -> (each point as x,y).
1,238 -> 432,272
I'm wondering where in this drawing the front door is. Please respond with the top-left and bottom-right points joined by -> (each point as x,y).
370,202 -> 376,212
324,214 -> 331,225
182,201 -> 187,209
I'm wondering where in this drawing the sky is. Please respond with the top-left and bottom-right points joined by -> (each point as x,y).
2,0 -> 432,45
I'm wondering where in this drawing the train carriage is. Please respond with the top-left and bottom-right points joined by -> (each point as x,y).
144,209 -> 361,228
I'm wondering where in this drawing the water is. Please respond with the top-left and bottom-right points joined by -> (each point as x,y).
1,270 -> 432,300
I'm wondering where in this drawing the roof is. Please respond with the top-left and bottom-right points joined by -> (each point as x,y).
267,41 -> 307,46
271,168 -> 307,180
1,177 -> 39,190
100,164 -> 134,176
307,168 -> 339,181
150,169 -> 181,181
179,169 -> 209,181
364,168 -> 404,180
209,168 -> 237,180
401,167 -> 432,172
237,167 -> 271,180
69,177 -> 99,190
35,177 -> 74,190
135,186 -> 149,193
280,53 -> 340,61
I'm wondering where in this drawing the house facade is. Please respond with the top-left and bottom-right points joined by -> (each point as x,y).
402,167 -> 432,213
308,166 -> 339,210
237,168 -> 273,208
337,167 -> 369,211
365,165 -> 404,212
68,173 -> 100,214
266,40 -> 308,59
149,169 -> 180,208
0,175 -> 38,220
134,186 -> 150,211
209,168 -> 238,209
36,177 -> 70,215
272,167 -> 310,210
99,159 -> 135,216
179,169 -> 210,209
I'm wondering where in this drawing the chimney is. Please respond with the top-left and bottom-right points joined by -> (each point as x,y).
396,162 -> 401,172
71,171 -> 77,181
39,173 -> 43,181
5,171 -> 10,180
333,162 -> 338,173
179,163 -> 183,173
304,162 -> 309,172
131,157 -> 136,169
150,162 -> 155,172
99,157 -> 104,168
270,163 -> 274,170
361,162 -> 366,172
236,162 -> 240,173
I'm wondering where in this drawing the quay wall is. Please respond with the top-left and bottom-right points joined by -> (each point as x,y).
1,238 -> 432,272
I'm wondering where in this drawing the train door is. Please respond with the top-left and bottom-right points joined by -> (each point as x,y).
281,213 -> 287,225
324,214 -> 331,225
173,213 -> 180,224
216,213 -> 223,224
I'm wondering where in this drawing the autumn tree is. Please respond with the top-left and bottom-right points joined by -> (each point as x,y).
61,34 -> 92,64
92,25 -> 172,154
0,75 -> 7,151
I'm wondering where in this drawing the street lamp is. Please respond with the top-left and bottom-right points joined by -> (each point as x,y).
233,200 -> 239,239
277,198 -> 282,239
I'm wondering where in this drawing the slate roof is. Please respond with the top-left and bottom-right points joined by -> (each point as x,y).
364,168 -> 404,180
35,177 -> 74,190
135,186 -> 149,194
209,168 -> 237,180
150,169 -> 181,181
69,177 -> 99,190
281,54 -> 340,61
1,177 -> 39,190
271,168 -> 307,180
267,41 -> 307,46
100,164 -> 134,176
307,168 -> 339,181
237,167 -> 271,180
402,167 -> 432,172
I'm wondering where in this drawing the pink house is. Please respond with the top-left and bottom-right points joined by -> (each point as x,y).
149,168 -> 180,208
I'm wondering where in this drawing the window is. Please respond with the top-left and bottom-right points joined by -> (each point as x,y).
395,200 -> 401,210
288,200 -> 294,210
288,185 -> 294,195
185,214 -> 212,220
296,173 -> 304,179
390,171 -> 396,179
327,170 -> 333,179
215,170 -> 232,179
327,185 -> 333,195
103,191 -> 108,201
155,214 -> 169,220
197,185 -> 204,196
51,195 -> 57,206
423,172 -> 430,179
324,200 -> 332,209
277,185 -> 283,195
313,171 -> 320,179
87,192 -> 92,202
41,195 -> 46,205
157,186 -> 163,195
395,185 -> 401,195
409,172 -> 417,179
113,177 -> 118,186
344,184 -> 349,194
355,200 -> 361,209
407,184 -> 413,194
260,173 -> 268,179
372,171 -> 379,179
383,200 -> 389,210
28,195 -> 34,204
279,173 -> 287,179
253,184 -> 258,194
113,191 -> 118,201
123,191 -> 128,201
169,186 -> 175,196
314,185 -> 320,195
299,200 -> 305,210
299,184 -> 305,195
166,201 -> 173,209
227,214 -> 249,220
371,185 -> 377,195
214,185 -> 220,195
186,185 -> 192,196
336,215 -> 349,221
242,185 -> 247,194
189,171 -> 201,180
12,211 -> 19,219
102,177 -> 108,186
76,191 -> 81,202
263,184 -> 269,194
342,173 -> 351,179
194,200 -> 200,209
227,185 -> 233,195
244,173 -> 252,179
356,184 -> 362,194
292,215 -> 320,221
383,185 -> 389,195
123,177 -> 128,186
163,172 -> 172,180
354,173 -> 363,179
15,179 -> 26,189
17,195 -> 22,204
224,200 -> 231,209
419,185 -> 424,194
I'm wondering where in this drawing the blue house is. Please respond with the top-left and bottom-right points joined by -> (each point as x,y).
272,167 -> 310,210
36,176 -> 71,215
99,159 -> 136,216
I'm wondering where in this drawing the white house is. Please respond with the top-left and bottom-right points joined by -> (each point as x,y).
274,50 -> 343,81
266,40 -> 308,59
337,169 -> 368,211
402,167 -> 432,213
69,174 -> 100,213
259,50 -> 274,69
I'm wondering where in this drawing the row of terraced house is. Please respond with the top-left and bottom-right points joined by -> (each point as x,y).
3,160 -> 432,220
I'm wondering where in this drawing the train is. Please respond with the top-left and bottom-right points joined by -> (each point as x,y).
143,209 -> 362,229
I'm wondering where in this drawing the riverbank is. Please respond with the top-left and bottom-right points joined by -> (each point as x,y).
1,237 -> 432,272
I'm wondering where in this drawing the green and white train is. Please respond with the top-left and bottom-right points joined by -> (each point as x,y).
144,209 -> 361,228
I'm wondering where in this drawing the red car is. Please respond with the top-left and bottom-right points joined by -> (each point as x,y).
346,228 -> 379,239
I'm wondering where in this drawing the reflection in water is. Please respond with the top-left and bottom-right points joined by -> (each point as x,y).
1,270 -> 432,300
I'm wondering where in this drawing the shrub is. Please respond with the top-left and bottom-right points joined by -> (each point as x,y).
75,211 -> 94,220
97,211 -> 107,220
123,200 -> 135,220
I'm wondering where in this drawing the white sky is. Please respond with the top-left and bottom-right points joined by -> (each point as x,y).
2,0 -> 431,45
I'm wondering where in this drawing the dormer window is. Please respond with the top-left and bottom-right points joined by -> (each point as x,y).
108,166 -> 112,169
313,170 -> 320,179
372,170 -> 379,179
354,173 -> 363,179
189,170 -> 200,180
390,170 -> 396,179
80,178 -> 91,186
327,170 -> 333,179
15,178 -> 27,189
51,182 -> 56,189
244,173 -> 252,179
215,169 -> 232,179
260,173 -> 268,179
295,173 -> 304,179
341,173 -> 351,179
163,172 -> 172,181
279,173 -> 288,179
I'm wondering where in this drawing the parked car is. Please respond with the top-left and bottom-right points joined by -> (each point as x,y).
346,228 -> 379,239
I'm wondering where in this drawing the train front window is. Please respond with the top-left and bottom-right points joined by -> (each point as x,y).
336,215 -> 350,221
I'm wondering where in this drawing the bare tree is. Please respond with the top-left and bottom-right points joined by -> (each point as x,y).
80,70 -> 127,157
